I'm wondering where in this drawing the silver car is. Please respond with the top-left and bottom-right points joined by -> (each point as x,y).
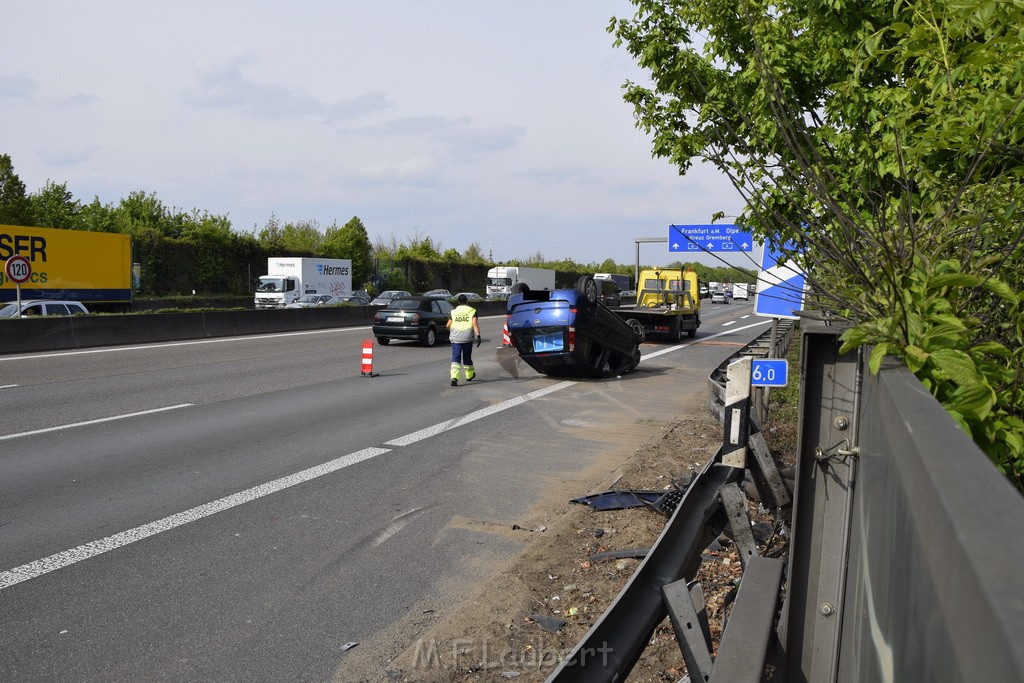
0,299 -> 90,318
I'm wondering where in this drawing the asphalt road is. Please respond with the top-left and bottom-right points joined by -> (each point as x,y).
0,302 -> 767,681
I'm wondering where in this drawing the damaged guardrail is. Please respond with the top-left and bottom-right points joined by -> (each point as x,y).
547,323 -> 796,682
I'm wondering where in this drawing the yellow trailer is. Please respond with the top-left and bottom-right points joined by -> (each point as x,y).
1,224 -> 133,311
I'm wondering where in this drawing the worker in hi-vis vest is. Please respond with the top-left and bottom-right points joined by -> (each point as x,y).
446,294 -> 482,386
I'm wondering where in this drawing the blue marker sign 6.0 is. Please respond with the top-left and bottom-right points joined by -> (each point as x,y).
751,359 -> 789,387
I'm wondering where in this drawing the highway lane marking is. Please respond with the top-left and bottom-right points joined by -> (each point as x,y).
641,321 -> 770,361
0,446 -> 392,591
0,404 -> 195,441
0,377 -> 574,591
384,381 -> 575,446
0,384 -> 17,389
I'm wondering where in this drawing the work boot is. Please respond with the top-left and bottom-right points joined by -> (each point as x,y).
451,378 -> 458,386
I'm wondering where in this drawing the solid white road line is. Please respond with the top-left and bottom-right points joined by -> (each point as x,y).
0,446 -> 391,591
384,380 -> 574,447
0,379 -> 576,590
0,404 -> 194,441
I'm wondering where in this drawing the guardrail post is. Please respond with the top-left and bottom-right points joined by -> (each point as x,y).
722,356 -> 752,468
662,579 -> 714,682
719,482 -> 757,570
711,556 -> 785,682
746,422 -> 792,509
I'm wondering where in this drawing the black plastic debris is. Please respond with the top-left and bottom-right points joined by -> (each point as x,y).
529,613 -> 567,633
571,485 -> 689,517
588,548 -> 650,563
651,487 -> 686,516
570,490 -> 665,511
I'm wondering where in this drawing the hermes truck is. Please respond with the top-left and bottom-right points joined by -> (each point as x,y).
1,224 -> 133,312
611,267 -> 701,341
485,266 -> 556,299
255,257 -> 352,309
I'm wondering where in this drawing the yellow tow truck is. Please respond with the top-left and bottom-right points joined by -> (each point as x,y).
611,268 -> 701,341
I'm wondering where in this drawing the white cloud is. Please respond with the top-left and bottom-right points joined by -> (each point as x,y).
0,1 -> 745,265
0,72 -> 37,100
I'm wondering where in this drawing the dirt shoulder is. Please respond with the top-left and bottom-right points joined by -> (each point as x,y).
341,389 -> 771,682
336,335 -> 799,682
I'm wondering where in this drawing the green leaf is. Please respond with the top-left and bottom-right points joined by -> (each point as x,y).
928,273 -> 983,291
981,278 -> 1019,306
869,343 -> 891,375
928,348 -> 981,385
946,381 -> 996,422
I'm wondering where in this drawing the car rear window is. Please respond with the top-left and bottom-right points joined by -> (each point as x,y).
390,299 -> 420,310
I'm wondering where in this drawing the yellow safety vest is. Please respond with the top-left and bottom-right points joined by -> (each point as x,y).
449,304 -> 477,343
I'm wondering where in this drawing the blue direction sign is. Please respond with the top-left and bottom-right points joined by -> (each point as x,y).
751,358 -> 789,387
669,224 -> 754,253
754,241 -> 806,319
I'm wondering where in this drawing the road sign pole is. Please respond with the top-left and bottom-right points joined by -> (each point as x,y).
5,255 -> 33,318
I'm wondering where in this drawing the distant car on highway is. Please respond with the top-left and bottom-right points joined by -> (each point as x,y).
326,293 -> 371,306
422,288 -> 452,298
0,300 -> 90,318
370,290 -> 413,306
285,294 -> 334,308
710,292 -> 730,304
452,292 -> 485,303
372,296 -> 455,347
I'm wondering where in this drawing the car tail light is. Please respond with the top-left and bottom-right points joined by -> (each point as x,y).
373,312 -> 382,322
568,326 -> 576,352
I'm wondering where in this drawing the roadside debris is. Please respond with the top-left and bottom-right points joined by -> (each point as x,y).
528,613 -> 566,633
570,484 -> 689,517
588,548 -> 650,563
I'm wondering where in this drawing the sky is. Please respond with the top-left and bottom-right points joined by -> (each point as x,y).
1,1 -> 749,269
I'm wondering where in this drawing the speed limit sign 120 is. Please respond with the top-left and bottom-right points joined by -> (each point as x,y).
5,255 -> 32,284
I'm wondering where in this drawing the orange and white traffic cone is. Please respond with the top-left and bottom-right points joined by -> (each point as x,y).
502,323 -> 512,347
360,339 -> 378,377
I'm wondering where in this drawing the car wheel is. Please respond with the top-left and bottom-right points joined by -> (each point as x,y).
376,337 -> 390,345
687,327 -> 697,338
421,326 -> 437,347
576,275 -> 597,304
625,318 -> 645,342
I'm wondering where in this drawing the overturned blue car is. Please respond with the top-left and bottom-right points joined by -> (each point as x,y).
505,276 -> 643,378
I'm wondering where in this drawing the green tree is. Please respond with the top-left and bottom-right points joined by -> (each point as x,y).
79,197 -> 118,232
28,180 -> 82,229
257,214 -> 286,252
610,0 -> 1024,489
279,219 -> 323,254
396,233 -> 442,261
113,191 -> 171,237
0,154 -> 33,226
323,216 -> 373,285
463,241 -> 488,264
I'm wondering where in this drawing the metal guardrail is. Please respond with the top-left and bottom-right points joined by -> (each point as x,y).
548,321 -> 796,682
551,318 -> 1024,681
782,325 -> 1024,682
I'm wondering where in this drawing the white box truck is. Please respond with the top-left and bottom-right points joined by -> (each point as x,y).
732,282 -> 750,300
255,257 -> 352,309
486,266 -> 556,299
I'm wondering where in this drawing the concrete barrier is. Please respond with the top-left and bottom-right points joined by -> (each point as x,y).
0,302 -> 510,355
